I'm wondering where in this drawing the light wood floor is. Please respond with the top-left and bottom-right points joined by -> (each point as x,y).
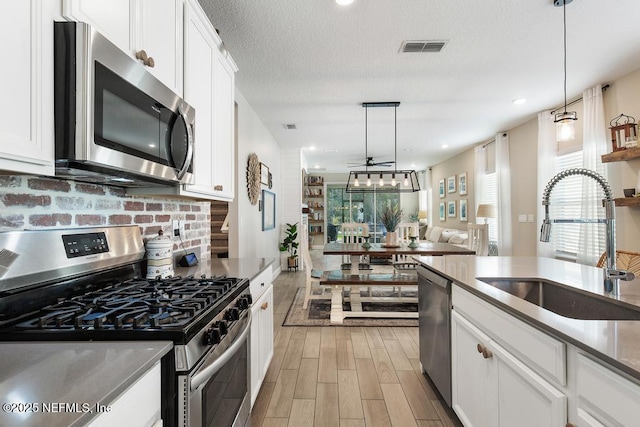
251,251 -> 463,427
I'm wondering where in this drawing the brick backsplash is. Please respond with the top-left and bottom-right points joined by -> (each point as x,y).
0,176 -> 211,257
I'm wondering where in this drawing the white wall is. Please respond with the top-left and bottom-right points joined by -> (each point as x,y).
430,66 -> 640,257
231,90 -> 282,261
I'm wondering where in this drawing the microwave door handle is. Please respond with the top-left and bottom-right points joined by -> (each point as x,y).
175,106 -> 194,180
190,310 -> 251,391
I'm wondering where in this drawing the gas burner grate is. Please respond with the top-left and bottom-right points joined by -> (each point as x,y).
12,275 -> 247,331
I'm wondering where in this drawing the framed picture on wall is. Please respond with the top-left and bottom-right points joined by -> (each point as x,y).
262,190 -> 276,230
459,172 -> 467,195
447,200 -> 456,218
439,179 -> 445,198
260,163 -> 270,186
447,175 -> 456,193
439,202 -> 446,221
460,199 -> 468,221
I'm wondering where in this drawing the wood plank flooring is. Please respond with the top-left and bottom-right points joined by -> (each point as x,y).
252,252 -> 462,427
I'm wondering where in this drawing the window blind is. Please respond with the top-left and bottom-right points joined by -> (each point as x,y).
551,150 -> 605,257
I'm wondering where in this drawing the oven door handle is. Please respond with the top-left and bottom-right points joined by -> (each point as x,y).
190,310 -> 252,391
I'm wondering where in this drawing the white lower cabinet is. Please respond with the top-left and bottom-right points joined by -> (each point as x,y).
452,311 -> 493,427
87,361 -> 162,427
250,273 -> 274,408
452,285 -> 567,427
575,352 -> 640,427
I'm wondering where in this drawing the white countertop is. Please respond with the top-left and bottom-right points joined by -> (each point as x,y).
416,255 -> 640,381
174,257 -> 275,281
0,341 -> 172,427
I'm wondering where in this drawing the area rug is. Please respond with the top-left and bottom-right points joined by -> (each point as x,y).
283,287 -> 419,327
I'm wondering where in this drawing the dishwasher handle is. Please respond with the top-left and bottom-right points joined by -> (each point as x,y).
417,266 -> 451,289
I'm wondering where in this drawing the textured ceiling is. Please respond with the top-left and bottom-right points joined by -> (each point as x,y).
199,0 -> 640,173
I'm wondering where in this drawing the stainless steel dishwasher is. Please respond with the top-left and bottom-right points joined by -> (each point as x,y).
418,265 -> 452,407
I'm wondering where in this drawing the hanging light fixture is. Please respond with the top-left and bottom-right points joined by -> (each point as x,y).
346,102 -> 420,193
554,0 -> 577,142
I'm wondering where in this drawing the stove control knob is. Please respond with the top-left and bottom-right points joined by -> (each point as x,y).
216,320 -> 228,335
244,294 -> 253,305
226,307 -> 240,321
237,297 -> 249,309
204,327 -> 222,345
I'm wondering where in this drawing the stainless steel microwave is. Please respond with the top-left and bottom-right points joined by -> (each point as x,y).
54,22 -> 195,187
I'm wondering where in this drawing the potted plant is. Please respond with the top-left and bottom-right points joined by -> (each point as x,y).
279,222 -> 299,271
378,202 -> 403,246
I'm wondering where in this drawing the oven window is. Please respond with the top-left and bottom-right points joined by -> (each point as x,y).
202,341 -> 247,427
94,62 -> 181,168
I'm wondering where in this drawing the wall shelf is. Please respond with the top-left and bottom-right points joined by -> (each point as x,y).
614,197 -> 640,207
601,147 -> 640,163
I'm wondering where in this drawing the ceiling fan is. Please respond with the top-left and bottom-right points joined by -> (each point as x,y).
348,157 -> 394,168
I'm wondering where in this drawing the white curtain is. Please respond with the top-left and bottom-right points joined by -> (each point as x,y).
537,111 -> 556,258
495,132 -> 512,255
474,145 -> 487,221
578,85 -> 607,265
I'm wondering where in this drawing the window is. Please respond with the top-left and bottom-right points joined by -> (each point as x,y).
551,150 -> 605,258
326,185 -> 400,243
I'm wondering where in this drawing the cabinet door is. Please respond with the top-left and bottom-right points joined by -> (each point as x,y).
451,311 -> 494,427
62,0 -> 133,54
136,0 -> 183,95
491,340 -> 567,427
211,52 -> 235,200
576,352 -> 640,427
183,1 -> 215,197
250,284 -> 274,407
0,0 -> 55,175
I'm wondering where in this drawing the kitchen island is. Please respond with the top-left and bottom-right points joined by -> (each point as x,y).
416,255 -> 640,427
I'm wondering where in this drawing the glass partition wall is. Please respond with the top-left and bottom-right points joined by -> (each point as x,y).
326,184 -> 400,243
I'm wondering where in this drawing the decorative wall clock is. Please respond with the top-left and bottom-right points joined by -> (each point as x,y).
246,153 -> 261,205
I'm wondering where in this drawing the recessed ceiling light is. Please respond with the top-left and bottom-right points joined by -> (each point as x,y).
441,144 -> 449,149
336,0 -> 354,5
309,146 -> 316,150
324,149 -> 339,153
512,98 -> 527,105
314,164 -> 321,169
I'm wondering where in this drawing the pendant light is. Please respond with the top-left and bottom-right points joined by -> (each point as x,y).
554,0 -> 577,142
346,102 -> 420,193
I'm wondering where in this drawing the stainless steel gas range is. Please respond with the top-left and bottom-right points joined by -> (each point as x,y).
0,225 -> 252,427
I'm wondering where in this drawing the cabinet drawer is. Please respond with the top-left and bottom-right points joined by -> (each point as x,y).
250,265 -> 272,300
452,285 -> 566,386
576,352 -> 640,426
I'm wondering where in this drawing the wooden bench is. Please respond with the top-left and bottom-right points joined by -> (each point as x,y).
319,271 -> 418,324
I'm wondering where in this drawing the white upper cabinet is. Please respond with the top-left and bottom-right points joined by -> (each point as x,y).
179,0 -> 237,201
0,0 -> 55,175
134,0 -> 183,95
62,0 -> 183,95
62,0 -> 133,53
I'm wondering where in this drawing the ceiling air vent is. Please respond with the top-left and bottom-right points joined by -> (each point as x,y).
283,124 -> 297,130
400,40 -> 447,53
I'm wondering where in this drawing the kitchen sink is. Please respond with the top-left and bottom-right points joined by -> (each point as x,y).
476,278 -> 640,320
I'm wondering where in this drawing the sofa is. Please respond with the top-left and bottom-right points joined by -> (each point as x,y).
420,225 -> 469,247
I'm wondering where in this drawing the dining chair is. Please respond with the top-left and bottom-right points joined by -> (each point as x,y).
301,229 -> 330,309
596,250 -> 640,275
467,223 -> 489,256
340,222 -> 371,270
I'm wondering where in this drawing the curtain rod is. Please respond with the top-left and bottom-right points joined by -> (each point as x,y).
549,84 -> 610,115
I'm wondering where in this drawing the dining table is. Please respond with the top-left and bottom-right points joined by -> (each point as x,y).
320,241 -> 476,324
323,241 -> 476,274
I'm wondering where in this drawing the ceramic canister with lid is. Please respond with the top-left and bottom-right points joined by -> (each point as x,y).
146,230 -> 174,279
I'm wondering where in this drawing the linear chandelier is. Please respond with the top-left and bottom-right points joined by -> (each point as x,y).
346,102 -> 421,193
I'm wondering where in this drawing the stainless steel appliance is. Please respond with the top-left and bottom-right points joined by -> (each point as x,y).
54,22 -> 195,187
0,226 -> 251,427
418,265 -> 452,407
